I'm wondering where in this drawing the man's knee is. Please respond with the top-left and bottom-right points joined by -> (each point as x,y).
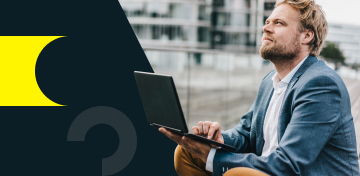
174,145 -> 212,176
224,167 -> 269,176
174,145 -> 186,172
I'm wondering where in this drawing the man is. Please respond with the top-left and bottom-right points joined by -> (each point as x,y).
160,0 -> 360,175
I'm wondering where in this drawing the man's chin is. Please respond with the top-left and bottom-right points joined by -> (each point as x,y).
260,46 -> 271,58
260,44 -> 273,50
259,47 -> 278,61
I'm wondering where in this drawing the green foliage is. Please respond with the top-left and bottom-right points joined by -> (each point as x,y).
320,41 -> 346,63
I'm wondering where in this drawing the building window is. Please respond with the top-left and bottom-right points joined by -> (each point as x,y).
213,0 -> 250,9
214,12 -> 250,27
120,2 -> 198,20
131,24 -> 206,43
223,33 -> 249,45
213,0 -> 225,7
198,27 -> 210,42
198,5 -> 211,21
212,31 -> 251,46
264,2 -> 275,11
169,4 -> 194,20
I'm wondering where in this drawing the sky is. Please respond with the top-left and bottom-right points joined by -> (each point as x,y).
315,0 -> 360,26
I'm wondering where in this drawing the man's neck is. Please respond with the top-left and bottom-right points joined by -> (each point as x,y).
273,52 -> 309,80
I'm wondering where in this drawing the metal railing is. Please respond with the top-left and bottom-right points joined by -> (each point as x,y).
142,46 -> 272,130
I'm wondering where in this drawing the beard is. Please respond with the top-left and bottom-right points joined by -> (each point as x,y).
259,34 -> 300,64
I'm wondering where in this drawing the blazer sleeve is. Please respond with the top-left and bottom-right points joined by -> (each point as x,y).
221,102 -> 254,153
213,75 -> 342,176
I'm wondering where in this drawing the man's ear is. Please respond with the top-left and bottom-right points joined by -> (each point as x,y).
302,29 -> 314,45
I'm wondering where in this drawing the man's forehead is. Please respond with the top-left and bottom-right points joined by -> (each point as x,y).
267,4 -> 300,22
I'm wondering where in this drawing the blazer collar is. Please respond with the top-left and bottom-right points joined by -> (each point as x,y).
287,55 -> 318,89
293,55 -> 318,79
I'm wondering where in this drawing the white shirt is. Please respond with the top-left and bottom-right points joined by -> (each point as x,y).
206,56 -> 308,172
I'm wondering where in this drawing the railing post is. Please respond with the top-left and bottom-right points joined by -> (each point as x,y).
186,52 -> 192,127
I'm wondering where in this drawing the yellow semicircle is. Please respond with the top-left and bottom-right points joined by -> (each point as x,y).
0,36 -> 66,106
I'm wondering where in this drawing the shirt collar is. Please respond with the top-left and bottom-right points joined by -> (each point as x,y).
271,55 -> 309,93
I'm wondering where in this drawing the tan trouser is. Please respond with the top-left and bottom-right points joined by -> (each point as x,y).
174,145 -> 269,176
174,145 -> 212,176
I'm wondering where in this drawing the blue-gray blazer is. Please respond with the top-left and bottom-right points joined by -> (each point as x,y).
215,56 -> 360,175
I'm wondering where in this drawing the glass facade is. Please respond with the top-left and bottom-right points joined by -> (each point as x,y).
214,12 -> 250,27
211,0 -> 260,51
121,2 -> 211,21
213,0 -> 250,9
212,32 -> 250,46
120,0 -> 276,51
131,24 -> 211,43
120,0 -> 212,47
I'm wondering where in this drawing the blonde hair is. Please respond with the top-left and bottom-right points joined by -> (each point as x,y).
275,0 -> 328,56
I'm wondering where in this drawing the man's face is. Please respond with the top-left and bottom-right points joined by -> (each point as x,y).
260,4 -> 302,62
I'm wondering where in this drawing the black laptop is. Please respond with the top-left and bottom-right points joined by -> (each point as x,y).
134,71 -> 236,152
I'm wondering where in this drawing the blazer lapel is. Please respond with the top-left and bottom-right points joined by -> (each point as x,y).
292,55 -> 318,81
255,75 -> 275,156
277,56 -> 318,141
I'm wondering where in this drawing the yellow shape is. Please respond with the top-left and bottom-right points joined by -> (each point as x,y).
0,36 -> 66,106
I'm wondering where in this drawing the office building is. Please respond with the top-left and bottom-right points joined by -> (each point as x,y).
119,0 -> 276,53
119,0 -> 212,49
326,23 -> 360,64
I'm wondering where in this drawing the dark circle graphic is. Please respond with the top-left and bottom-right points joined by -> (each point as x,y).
67,106 -> 137,176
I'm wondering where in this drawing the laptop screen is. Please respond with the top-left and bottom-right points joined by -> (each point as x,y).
134,71 -> 188,133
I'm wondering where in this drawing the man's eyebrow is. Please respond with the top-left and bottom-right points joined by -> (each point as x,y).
274,18 -> 288,25
274,18 -> 285,21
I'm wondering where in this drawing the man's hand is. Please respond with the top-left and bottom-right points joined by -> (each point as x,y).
193,121 -> 224,144
159,128 -> 211,163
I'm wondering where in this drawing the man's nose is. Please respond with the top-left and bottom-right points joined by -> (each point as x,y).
263,23 -> 273,34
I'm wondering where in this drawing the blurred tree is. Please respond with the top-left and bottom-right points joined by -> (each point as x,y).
320,41 -> 346,64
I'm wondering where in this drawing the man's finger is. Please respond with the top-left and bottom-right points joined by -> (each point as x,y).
192,126 -> 200,135
207,122 -> 220,139
207,126 -> 216,139
198,121 -> 204,135
159,127 -> 182,142
159,128 -> 174,138
203,121 -> 212,135
159,127 -> 170,137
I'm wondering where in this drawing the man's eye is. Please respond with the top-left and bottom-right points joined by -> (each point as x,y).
276,22 -> 282,25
